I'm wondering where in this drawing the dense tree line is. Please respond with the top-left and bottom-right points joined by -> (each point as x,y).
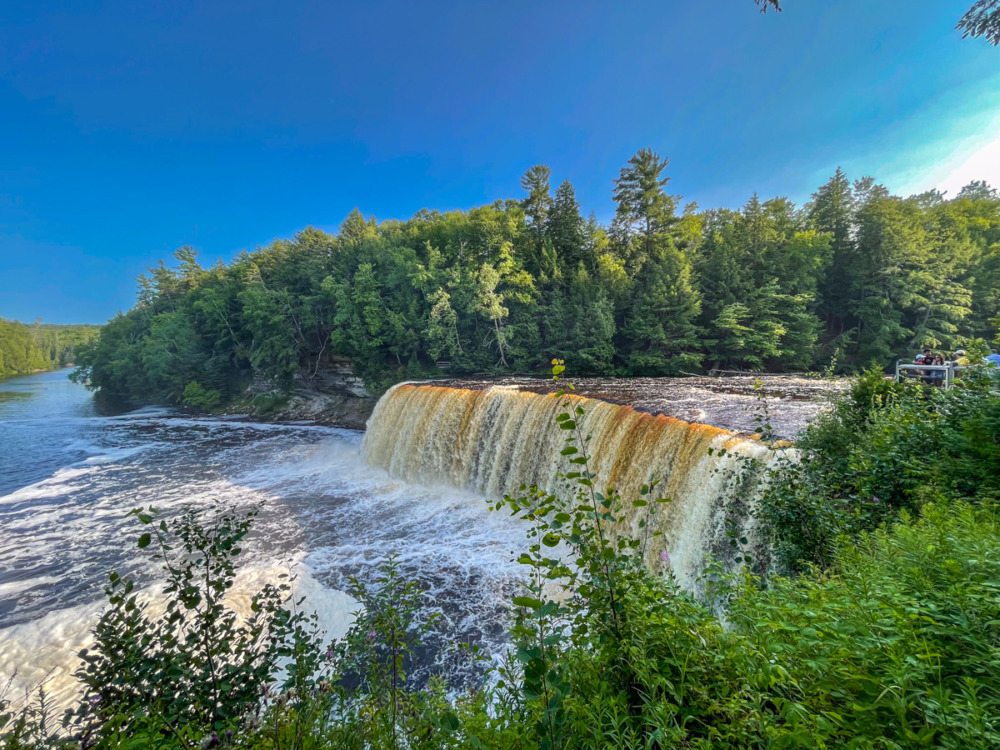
74,150 -> 1000,405
0,318 -> 99,378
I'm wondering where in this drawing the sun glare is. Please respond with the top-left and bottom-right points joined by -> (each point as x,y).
938,129 -> 1000,197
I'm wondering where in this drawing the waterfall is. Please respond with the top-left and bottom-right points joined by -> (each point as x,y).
362,383 -> 782,590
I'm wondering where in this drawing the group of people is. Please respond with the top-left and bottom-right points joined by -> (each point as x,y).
910,348 -> 974,385
910,348 -> 1000,385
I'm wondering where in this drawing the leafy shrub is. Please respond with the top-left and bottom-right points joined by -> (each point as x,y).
732,502 -> 1000,748
67,505 -> 323,748
760,367 -> 1000,570
247,391 -> 290,418
181,381 -> 223,412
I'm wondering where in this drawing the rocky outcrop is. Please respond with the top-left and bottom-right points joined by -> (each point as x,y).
242,358 -> 376,430
271,390 -> 376,430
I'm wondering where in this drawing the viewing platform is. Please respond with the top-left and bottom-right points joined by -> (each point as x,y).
894,361 -> 968,388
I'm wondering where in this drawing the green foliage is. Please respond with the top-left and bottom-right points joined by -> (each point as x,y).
73,162 -> 1000,406
67,505 -> 319,747
962,337 -> 992,364
760,366 -> 1000,571
327,557 -> 446,749
958,0 -> 1000,45
181,381 -> 222,412
698,198 -> 831,371
7,362 -> 1000,748
246,391 -> 290,418
732,501 -> 1000,748
0,319 -> 99,378
0,683 -> 70,750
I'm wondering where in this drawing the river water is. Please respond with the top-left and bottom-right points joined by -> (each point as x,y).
0,370 -> 527,710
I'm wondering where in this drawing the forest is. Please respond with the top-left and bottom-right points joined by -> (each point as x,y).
73,149 -> 1000,405
0,318 -> 100,378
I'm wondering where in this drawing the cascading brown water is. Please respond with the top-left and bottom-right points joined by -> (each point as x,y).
362,383 -> 783,590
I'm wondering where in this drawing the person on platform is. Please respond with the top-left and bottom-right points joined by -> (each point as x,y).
913,349 -> 932,379
930,354 -> 946,384
986,350 -> 1000,367
952,349 -> 970,367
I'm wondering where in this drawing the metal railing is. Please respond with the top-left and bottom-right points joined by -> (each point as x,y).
894,361 -> 966,388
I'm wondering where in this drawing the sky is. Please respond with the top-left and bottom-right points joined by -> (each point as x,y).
1,0 -> 998,324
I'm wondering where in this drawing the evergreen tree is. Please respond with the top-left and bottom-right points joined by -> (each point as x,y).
623,246 -> 702,375
611,149 -> 701,374
547,180 -> 587,272
520,165 -> 552,275
612,148 -> 677,266
808,168 -> 855,337
67,157 -> 1000,403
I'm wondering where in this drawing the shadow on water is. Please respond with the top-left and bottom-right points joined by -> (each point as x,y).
0,390 -> 32,403
92,389 -> 141,417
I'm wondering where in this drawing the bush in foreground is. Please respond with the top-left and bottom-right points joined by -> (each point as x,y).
4,368 -> 1000,748
761,365 -> 1000,571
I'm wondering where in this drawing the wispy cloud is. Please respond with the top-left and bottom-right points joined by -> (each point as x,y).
871,72 -> 1000,198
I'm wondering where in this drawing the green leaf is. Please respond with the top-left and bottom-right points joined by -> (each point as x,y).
542,533 -> 560,547
137,533 -> 152,549
512,596 -> 543,609
440,711 -> 460,732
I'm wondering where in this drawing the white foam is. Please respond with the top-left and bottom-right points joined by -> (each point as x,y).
1,412 -> 530,715
0,560 -> 356,717
0,576 -> 60,599
0,466 -> 98,505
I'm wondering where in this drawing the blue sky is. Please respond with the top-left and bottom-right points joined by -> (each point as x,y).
1,0 -> 997,323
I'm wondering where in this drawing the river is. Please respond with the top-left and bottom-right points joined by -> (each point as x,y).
0,370 -> 527,710
1,369 -> 838,715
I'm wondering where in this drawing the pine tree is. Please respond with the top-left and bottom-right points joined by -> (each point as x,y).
808,168 -> 855,337
612,148 -> 677,266
547,180 -> 586,273
611,149 -> 701,373
622,246 -> 702,375
520,165 -> 552,275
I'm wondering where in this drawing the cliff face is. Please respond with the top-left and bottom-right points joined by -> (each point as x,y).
271,389 -> 376,430
245,359 -> 376,430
